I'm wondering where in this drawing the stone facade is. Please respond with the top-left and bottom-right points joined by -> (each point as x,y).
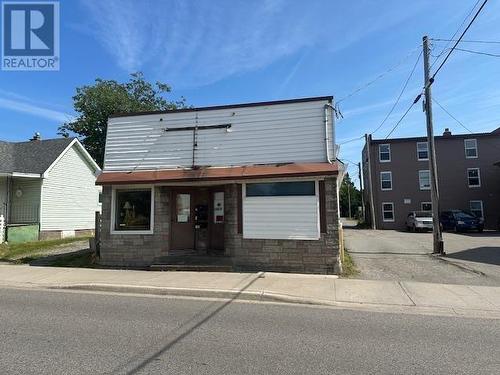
224,177 -> 339,274
99,185 -> 170,267
99,178 -> 340,274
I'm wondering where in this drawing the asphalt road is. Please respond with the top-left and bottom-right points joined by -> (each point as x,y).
1,288 -> 499,374
344,229 -> 500,286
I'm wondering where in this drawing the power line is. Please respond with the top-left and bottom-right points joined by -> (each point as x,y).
430,0 -> 489,84
430,0 -> 482,68
384,93 -> 422,139
432,98 -> 474,133
454,47 -> 500,57
371,51 -> 423,136
431,38 -> 500,44
336,46 -> 421,104
338,135 -> 364,146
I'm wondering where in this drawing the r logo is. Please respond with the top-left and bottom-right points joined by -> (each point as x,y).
2,1 -> 59,70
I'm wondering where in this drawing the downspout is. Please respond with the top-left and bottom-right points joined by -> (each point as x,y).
323,103 -> 335,164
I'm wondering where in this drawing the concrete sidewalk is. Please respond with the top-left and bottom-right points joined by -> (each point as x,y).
1,264 -> 499,319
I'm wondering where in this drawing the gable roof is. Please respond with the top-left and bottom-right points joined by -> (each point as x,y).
0,138 -> 99,175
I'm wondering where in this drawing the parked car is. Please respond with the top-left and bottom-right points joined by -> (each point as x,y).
405,211 -> 433,232
439,210 -> 484,232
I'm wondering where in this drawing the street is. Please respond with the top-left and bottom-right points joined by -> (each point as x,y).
344,228 -> 500,286
1,287 -> 499,374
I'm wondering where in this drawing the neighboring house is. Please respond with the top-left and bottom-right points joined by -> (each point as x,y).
96,96 -> 344,274
0,135 -> 101,241
362,127 -> 500,230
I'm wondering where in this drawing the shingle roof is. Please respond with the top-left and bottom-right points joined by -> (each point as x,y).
0,138 -> 75,174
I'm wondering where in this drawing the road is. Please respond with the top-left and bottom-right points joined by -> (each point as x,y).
344,229 -> 500,286
1,288 -> 499,374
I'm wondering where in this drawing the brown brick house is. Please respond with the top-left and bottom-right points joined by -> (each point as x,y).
96,97 -> 344,274
362,127 -> 500,230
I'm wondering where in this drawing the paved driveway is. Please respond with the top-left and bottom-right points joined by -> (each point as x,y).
344,229 -> 500,286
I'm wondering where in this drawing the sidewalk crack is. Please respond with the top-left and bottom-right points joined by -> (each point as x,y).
398,281 -> 416,306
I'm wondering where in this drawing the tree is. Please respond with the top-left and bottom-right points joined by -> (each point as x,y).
339,173 -> 362,218
59,72 -> 187,166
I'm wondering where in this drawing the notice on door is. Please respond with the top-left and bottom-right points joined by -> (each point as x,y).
213,192 -> 224,224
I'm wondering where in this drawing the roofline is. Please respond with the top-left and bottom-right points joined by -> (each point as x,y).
108,96 -> 334,119
42,138 -> 101,177
370,131 -> 497,144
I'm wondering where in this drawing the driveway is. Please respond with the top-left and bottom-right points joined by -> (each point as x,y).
344,229 -> 500,286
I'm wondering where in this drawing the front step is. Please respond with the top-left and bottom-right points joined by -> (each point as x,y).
150,264 -> 233,272
151,254 -> 233,272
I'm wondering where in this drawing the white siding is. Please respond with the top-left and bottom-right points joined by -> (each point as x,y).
40,145 -> 100,231
10,178 -> 41,223
243,195 -> 320,240
0,177 -> 7,218
104,99 -> 334,171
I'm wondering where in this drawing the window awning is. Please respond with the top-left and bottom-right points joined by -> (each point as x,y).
96,162 -> 339,185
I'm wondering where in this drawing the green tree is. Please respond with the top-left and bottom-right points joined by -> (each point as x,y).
339,173 -> 362,218
59,72 -> 187,167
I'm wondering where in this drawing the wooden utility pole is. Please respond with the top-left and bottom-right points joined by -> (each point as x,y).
365,134 -> 376,229
423,36 -> 444,254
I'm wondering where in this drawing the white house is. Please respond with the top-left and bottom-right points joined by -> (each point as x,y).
97,96 -> 344,274
0,135 -> 101,241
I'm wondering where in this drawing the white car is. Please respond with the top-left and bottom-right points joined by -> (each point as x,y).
406,211 -> 433,232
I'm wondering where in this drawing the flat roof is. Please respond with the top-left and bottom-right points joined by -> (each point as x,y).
96,162 -> 339,185
109,96 -> 333,118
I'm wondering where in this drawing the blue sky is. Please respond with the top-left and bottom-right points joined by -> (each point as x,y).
1,0 -> 499,185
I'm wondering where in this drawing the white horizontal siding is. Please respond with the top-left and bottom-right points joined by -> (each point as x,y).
104,99 -> 334,171
243,196 -> 319,240
0,177 -> 7,218
40,145 -> 100,231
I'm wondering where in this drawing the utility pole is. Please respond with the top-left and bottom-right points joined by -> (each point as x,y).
347,181 -> 352,219
423,35 -> 444,255
365,134 -> 376,229
358,162 -> 365,222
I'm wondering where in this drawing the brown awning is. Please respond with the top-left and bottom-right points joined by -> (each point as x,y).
96,162 -> 339,185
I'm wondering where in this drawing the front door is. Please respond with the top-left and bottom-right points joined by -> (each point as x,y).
171,191 -> 195,251
170,188 -> 225,253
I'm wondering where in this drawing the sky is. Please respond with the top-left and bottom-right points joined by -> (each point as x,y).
1,0 -> 499,186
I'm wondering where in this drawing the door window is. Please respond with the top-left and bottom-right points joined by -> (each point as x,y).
176,194 -> 191,223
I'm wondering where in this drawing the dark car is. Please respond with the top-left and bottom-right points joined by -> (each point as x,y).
440,210 -> 484,233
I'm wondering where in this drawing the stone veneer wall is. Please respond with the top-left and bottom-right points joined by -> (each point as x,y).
99,185 -> 170,267
224,177 -> 339,274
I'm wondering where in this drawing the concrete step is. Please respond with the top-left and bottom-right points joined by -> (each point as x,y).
150,264 -> 233,272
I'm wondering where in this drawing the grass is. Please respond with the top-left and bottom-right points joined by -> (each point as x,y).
0,236 -> 91,263
341,249 -> 359,278
46,251 -> 95,268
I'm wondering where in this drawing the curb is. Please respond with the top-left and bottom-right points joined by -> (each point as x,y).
34,282 -> 500,320
432,254 -> 486,276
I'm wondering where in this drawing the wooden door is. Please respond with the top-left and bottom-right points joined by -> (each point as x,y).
210,190 -> 225,252
170,191 -> 195,251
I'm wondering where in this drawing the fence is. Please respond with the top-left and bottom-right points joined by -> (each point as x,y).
9,203 -> 39,224
0,215 -> 4,243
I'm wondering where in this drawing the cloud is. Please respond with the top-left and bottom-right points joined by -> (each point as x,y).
0,94 -> 73,123
78,0 -> 422,88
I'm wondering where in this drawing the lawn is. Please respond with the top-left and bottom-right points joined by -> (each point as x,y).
0,237 -> 91,263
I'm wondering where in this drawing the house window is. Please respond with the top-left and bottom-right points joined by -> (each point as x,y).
246,181 -> 315,196
417,142 -> 428,160
382,202 -> 394,222
464,139 -> 478,159
469,200 -> 484,218
421,202 -> 432,211
419,170 -> 431,190
380,171 -> 392,191
467,168 -> 481,187
113,188 -> 153,232
379,144 -> 391,162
